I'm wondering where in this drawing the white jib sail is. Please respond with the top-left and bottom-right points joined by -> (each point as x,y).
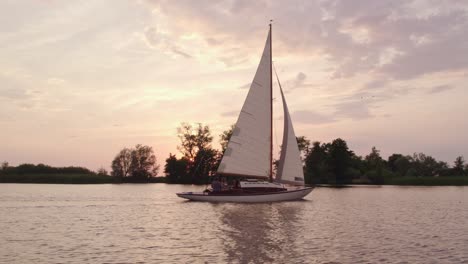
217,29 -> 272,178
276,79 -> 305,185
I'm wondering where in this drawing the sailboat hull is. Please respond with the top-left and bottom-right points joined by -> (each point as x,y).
176,187 -> 314,203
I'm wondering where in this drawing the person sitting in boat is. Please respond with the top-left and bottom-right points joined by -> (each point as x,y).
211,178 -> 222,192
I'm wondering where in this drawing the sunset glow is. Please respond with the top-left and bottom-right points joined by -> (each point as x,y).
1,0 -> 467,171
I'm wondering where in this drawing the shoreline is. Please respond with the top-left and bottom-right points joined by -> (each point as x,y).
1,174 -> 467,186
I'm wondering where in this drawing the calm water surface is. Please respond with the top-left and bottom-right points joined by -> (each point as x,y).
0,184 -> 467,263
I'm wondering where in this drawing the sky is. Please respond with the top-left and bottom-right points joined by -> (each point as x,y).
1,0 -> 467,171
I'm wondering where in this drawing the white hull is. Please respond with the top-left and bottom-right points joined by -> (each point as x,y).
176,187 -> 314,203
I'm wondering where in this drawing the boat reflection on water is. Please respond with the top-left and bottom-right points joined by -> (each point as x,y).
217,201 -> 307,263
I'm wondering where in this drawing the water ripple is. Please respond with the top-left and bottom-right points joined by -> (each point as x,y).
0,184 -> 467,263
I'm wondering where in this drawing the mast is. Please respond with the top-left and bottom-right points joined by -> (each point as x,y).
269,21 -> 273,182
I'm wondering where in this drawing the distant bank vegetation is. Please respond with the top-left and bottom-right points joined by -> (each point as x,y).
1,123 -> 467,185
0,162 -> 166,184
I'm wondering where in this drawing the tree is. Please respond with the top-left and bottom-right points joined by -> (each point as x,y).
304,141 -> 329,184
436,161 -> 450,176
394,155 -> 412,176
177,123 -> 213,160
97,167 -> 108,176
190,148 -> 220,184
111,145 -> 159,179
111,148 -> 132,178
174,122 -> 218,183
454,156 -> 465,175
296,136 -> 311,160
388,154 -> 404,172
348,154 -> 364,181
164,154 -> 189,183
220,124 -> 234,153
129,144 -> 160,179
365,147 -> 384,169
328,138 -> 352,184
1,161 -> 8,171
411,153 -> 445,177
365,147 -> 385,184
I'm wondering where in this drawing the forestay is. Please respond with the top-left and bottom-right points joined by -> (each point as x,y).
276,80 -> 305,185
217,29 -> 272,178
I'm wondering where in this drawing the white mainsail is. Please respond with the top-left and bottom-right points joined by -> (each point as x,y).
276,79 -> 305,185
217,29 -> 272,178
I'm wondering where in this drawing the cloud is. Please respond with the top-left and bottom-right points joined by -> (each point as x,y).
428,85 -> 454,94
0,87 -> 29,100
333,100 -> 373,120
144,0 -> 468,79
292,110 -> 335,124
364,78 -> 388,90
0,73 -> 31,100
286,72 -> 308,91
293,72 -> 306,87
219,55 -> 249,67
279,72 -> 317,92
46,78 -> 66,86
143,26 -> 192,58
170,47 -> 192,59
205,37 -> 223,46
221,110 -> 239,117
141,0 -> 467,124
330,80 -> 413,121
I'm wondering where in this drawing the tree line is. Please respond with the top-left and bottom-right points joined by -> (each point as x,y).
300,138 -> 467,184
110,123 -> 220,184
0,162 -> 95,175
111,122 -> 468,185
0,162 -> 116,184
2,122 -> 466,185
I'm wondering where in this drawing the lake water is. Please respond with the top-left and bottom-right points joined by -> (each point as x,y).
0,184 -> 467,263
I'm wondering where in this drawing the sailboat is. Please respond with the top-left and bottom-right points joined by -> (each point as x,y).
177,24 -> 314,202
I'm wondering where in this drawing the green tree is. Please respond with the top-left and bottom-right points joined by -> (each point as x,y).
365,147 -> 385,184
129,144 -> 160,179
454,156 -> 465,175
220,124 -> 234,153
175,122 -> 218,183
190,148 -> 220,184
411,153 -> 440,177
394,155 -> 412,176
177,123 -> 213,160
304,141 -> 329,184
111,145 -> 159,179
388,154 -> 404,172
348,154 -> 364,181
1,161 -> 8,171
97,167 -> 108,176
111,148 -> 132,178
365,147 -> 384,168
328,138 -> 353,184
164,153 -> 189,183
296,136 -> 311,160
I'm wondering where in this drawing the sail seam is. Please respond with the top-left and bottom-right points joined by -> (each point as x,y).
253,81 -> 263,87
